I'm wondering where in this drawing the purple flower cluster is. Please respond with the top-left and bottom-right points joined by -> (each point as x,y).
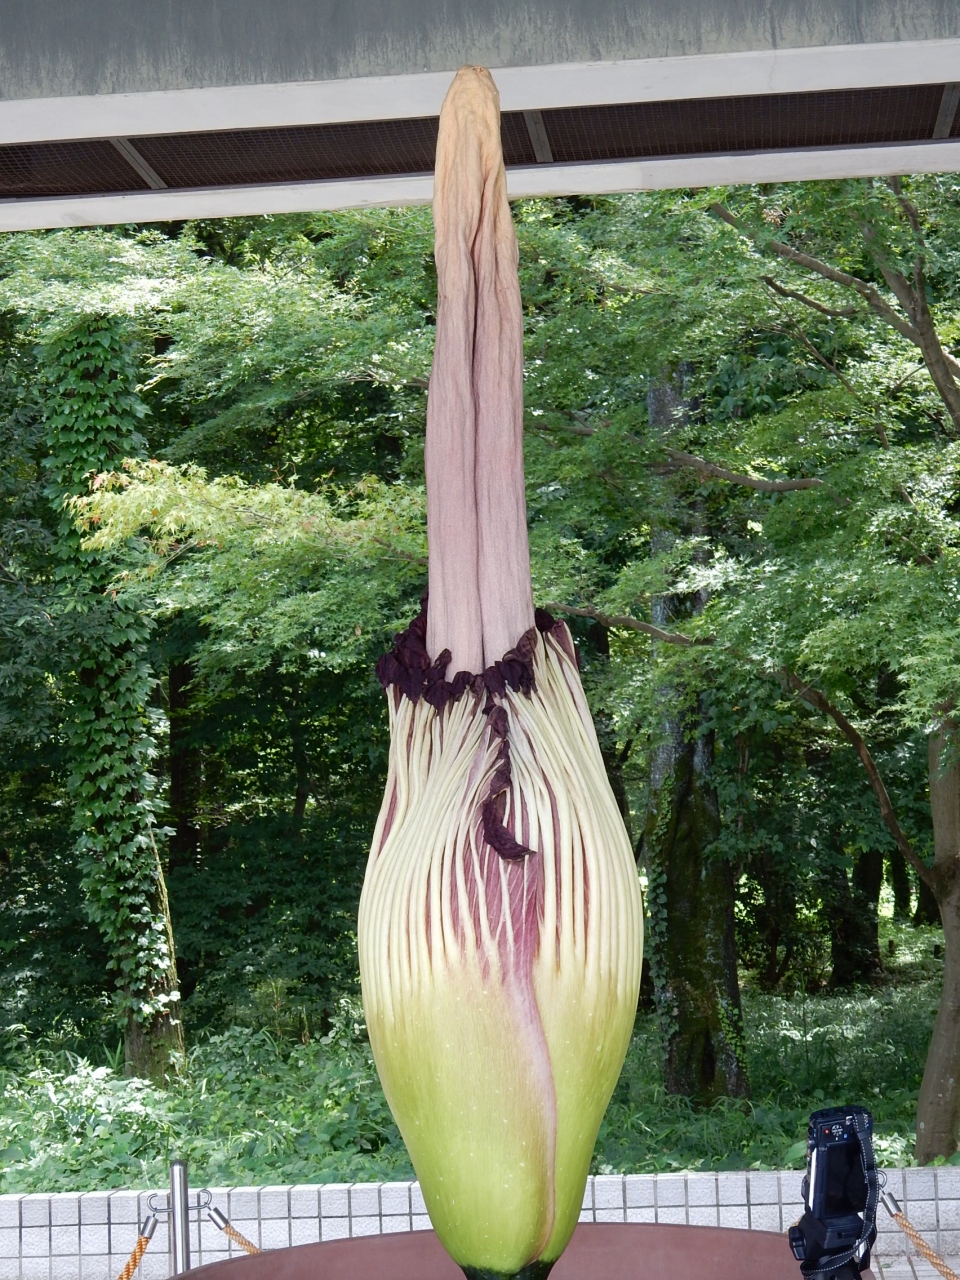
376,600 -> 572,861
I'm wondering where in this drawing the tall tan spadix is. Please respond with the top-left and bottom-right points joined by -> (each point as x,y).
358,66 -> 644,1280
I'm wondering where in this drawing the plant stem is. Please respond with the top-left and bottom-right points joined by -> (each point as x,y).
462,1262 -> 555,1280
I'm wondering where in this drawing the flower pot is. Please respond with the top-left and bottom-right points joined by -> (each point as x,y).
187,1222 -> 870,1278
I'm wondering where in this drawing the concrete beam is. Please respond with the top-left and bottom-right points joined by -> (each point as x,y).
1,38 -> 959,147
1,0 -> 956,101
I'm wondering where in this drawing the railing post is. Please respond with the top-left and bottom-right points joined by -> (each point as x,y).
170,1159 -> 191,1273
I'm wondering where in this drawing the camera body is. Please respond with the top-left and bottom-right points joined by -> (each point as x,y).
788,1106 -> 877,1279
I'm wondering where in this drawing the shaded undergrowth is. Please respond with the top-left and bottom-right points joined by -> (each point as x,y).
0,922 -> 946,1192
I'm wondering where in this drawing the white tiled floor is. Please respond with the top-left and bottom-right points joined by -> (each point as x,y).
874,1257 -> 960,1279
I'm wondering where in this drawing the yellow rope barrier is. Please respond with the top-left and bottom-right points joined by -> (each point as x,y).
115,1216 -> 157,1280
209,1206 -> 261,1255
883,1192 -> 960,1280
221,1221 -> 262,1256
115,1237 -> 149,1280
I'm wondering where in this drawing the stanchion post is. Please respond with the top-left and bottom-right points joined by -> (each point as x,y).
170,1160 -> 191,1274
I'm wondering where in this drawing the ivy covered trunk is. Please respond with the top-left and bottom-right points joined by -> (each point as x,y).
43,318 -> 183,1082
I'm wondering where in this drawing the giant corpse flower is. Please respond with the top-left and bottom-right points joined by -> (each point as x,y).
358,67 -> 644,1280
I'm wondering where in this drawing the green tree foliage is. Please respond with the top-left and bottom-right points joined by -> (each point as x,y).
1,183 -> 960,1168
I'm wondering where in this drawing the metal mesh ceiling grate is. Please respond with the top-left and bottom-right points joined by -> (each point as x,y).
501,114 -> 539,166
132,113 -> 536,188
135,117 -> 440,187
0,83 -> 951,201
0,140 -> 150,197
543,84 -> 945,162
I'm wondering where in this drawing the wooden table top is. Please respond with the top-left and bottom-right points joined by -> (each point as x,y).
186,1222 -> 875,1278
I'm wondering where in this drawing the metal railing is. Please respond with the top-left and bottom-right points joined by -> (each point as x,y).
115,1160 -> 259,1278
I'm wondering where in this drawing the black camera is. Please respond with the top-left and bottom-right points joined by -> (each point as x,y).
787,1106 -> 879,1279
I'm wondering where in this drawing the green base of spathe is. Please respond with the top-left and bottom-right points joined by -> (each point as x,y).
461,1262 -> 555,1280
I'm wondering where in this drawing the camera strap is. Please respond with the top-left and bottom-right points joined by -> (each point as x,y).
800,1108 -> 879,1279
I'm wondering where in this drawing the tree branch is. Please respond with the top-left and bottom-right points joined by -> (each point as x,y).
877,260 -> 920,327
888,177 -> 926,250
782,322 -> 862,401
886,362 -> 927,396
371,538 -> 428,566
529,416 -> 595,436
532,419 -> 823,492
713,200 -> 960,428
710,202 -> 923,346
557,590 -> 930,888
545,601 -> 713,646
361,369 -> 429,390
761,275 -> 858,318
665,447 -> 822,492
783,668 -> 932,886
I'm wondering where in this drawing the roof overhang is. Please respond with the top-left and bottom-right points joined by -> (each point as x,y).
1,2 -> 959,230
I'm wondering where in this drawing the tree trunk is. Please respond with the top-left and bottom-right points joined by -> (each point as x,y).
762,924 -> 793,991
751,850 -> 797,991
916,878 -> 960,1162
916,875 -> 942,927
42,319 -> 186,1087
168,661 -> 201,869
853,849 -> 884,914
643,704 -> 749,1100
642,372 -> 748,1102
112,804 -> 185,1081
916,727 -> 960,1162
123,808 -> 184,1082
826,851 -> 882,987
71,650 -> 186,1085
887,846 -> 912,919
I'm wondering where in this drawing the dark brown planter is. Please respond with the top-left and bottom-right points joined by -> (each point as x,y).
186,1222 -> 875,1278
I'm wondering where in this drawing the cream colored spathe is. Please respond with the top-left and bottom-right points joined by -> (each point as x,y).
359,619 -> 642,1275
358,64 -> 642,1280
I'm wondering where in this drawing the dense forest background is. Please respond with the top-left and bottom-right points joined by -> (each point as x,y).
2,175 -> 960,1188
